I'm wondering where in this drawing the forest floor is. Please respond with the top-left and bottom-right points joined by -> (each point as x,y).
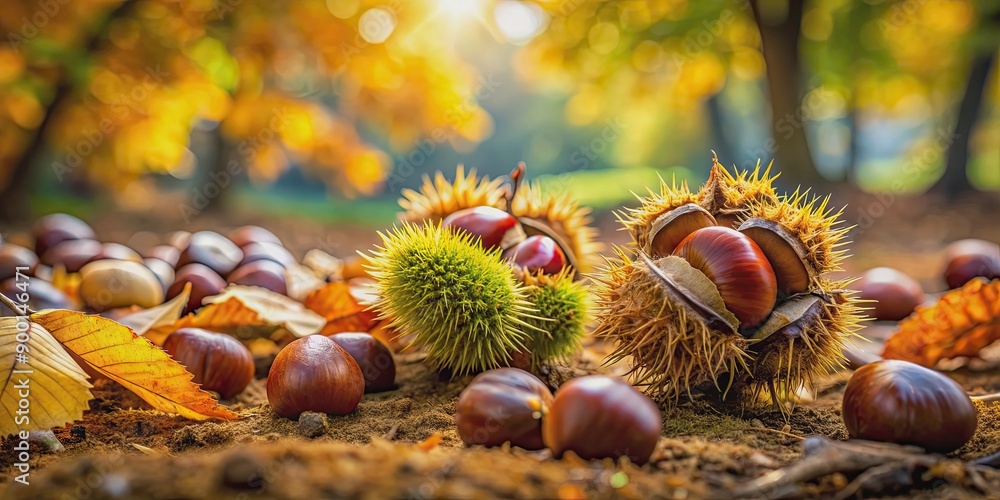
1,189 -> 999,499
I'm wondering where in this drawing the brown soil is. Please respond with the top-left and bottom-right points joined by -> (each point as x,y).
2,190 -> 1000,498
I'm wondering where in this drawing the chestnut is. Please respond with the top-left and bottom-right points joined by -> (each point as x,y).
143,245 -> 181,267
855,267 -> 924,321
266,335 -> 364,419
176,231 -> 244,277
33,213 -> 96,257
79,260 -> 164,312
943,239 -> 1000,289
228,225 -> 282,248
329,332 -> 396,393
0,278 -> 72,314
85,242 -> 143,265
0,244 -> 38,281
237,242 -> 296,269
166,230 -> 192,250
144,257 -> 175,293
542,376 -> 661,465
443,206 -> 525,251
503,235 -> 566,275
673,226 -> 777,329
227,260 -> 287,295
843,359 -> 977,453
163,327 -> 255,399
455,368 -> 554,450
167,263 -> 227,315
39,239 -> 102,272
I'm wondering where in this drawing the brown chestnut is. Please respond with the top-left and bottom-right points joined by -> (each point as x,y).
237,242 -> 296,269
84,242 -> 142,265
673,226 -> 777,329
0,244 -> 38,281
443,206 -> 525,251
33,213 -> 96,257
167,263 -> 227,315
843,359 -> 977,453
163,327 -> 254,399
455,368 -> 554,450
503,235 -> 567,275
40,239 -> 102,272
228,225 -> 282,248
176,231 -> 243,277
856,267 -> 924,321
227,260 -> 287,295
943,239 -> 1000,289
542,376 -> 661,465
79,260 -> 164,312
143,245 -> 181,267
143,258 -> 175,293
0,278 -> 72,314
166,231 -> 192,250
329,332 -> 396,393
266,335 -> 364,418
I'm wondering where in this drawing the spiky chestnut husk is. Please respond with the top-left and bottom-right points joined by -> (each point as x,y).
593,248 -> 749,401
519,268 -> 589,368
365,223 -> 534,374
398,166 -> 505,223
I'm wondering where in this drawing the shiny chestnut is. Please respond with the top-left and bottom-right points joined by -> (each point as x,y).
237,242 -> 296,269
0,278 -> 72,314
176,231 -> 244,277
856,267 -> 924,321
84,242 -> 143,265
40,239 -> 102,272
443,206 -> 524,251
673,226 -> 777,329
163,328 -> 255,399
843,359 -> 977,453
267,335 -> 365,418
228,225 -> 282,249
33,213 -> 96,257
455,368 -> 554,450
329,332 -> 396,393
167,263 -> 227,315
503,235 -> 566,275
543,376 -> 661,465
943,239 -> 1000,289
0,244 -> 38,281
227,260 -> 287,295
143,245 -> 181,267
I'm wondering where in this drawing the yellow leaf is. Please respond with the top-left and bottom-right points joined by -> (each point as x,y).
29,310 -> 237,421
882,279 -> 1000,367
145,286 -> 326,345
1,318 -> 93,437
119,283 -> 191,335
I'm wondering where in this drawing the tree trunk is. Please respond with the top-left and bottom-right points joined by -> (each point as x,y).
750,0 -> 821,186
931,50 -> 996,199
705,92 -> 736,166
0,0 -> 139,222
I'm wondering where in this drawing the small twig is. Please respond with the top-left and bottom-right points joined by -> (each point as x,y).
749,427 -> 806,441
970,392 -> 1000,403
382,423 -> 401,441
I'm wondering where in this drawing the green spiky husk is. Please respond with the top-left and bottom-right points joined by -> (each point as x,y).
520,269 -> 589,368
365,223 -> 534,374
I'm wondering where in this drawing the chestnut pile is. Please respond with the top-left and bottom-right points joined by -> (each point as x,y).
594,158 -> 864,405
455,369 -> 662,465
367,164 -> 595,374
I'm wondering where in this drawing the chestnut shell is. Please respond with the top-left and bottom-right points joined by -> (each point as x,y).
266,335 -> 364,419
542,376 -> 661,464
163,328 -> 254,399
843,359 -> 977,453
455,368 -> 554,450
329,332 -> 396,393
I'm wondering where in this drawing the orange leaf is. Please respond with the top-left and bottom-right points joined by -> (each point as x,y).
415,432 -> 442,452
303,282 -> 379,335
29,309 -> 237,421
144,286 -> 326,345
882,279 -> 1000,367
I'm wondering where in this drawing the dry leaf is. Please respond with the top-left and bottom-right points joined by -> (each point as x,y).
303,282 -> 379,335
0,318 -> 93,436
144,286 -> 326,345
882,279 -> 1000,367
118,283 -> 191,335
50,265 -> 81,304
30,309 -> 237,421
285,263 -> 327,302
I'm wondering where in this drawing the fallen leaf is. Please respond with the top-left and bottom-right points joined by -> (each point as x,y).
144,286 -> 326,345
882,279 -> 1000,367
119,283 -> 191,335
303,282 -> 379,335
30,309 -> 237,421
49,265 -> 81,304
0,318 -> 94,436
285,263 -> 326,302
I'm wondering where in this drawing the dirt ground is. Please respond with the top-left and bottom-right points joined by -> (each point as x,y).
2,190 -> 1000,499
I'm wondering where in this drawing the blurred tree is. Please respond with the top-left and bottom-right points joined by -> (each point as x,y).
0,0 -> 492,219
